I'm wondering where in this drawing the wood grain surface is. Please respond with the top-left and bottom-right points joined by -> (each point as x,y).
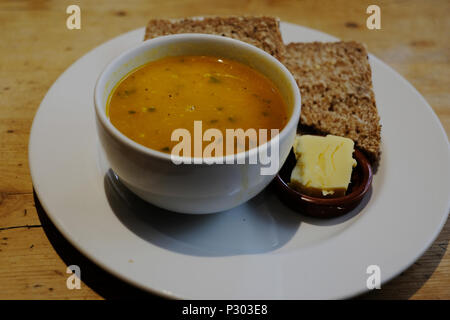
0,0 -> 448,300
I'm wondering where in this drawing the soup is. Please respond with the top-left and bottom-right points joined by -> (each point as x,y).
108,55 -> 288,155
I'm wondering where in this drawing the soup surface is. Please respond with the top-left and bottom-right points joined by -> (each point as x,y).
108,55 -> 288,155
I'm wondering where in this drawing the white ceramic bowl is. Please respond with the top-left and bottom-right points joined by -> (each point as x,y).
94,34 -> 301,214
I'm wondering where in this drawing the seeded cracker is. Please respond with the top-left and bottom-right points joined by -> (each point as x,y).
283,42 -> 381,163
144,16 -> 285,60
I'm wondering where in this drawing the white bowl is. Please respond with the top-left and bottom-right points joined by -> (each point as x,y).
94,33 -> 301,214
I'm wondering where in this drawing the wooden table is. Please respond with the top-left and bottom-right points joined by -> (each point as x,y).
0,0 -> 448,300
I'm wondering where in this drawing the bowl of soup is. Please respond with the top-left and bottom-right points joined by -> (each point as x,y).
94,34 -> 301,213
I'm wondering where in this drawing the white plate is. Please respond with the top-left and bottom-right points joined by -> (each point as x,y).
29,22 -> 450,299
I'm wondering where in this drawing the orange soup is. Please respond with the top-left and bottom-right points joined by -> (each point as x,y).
108,55 -> 288,154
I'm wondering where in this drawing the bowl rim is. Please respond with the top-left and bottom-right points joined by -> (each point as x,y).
93,33 -> 301,165
275,148 -> 373,206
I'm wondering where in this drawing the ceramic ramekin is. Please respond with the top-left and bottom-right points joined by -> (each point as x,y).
94,33 -> 301,214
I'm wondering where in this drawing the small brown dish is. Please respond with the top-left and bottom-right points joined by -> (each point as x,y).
274,148 -> 373,218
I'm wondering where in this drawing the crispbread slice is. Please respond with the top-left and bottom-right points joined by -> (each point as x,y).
283,41 -> 381,163
144,16 -> 285,60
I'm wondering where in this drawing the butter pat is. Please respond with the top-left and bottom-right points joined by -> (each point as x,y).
290,135 -> 357,197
